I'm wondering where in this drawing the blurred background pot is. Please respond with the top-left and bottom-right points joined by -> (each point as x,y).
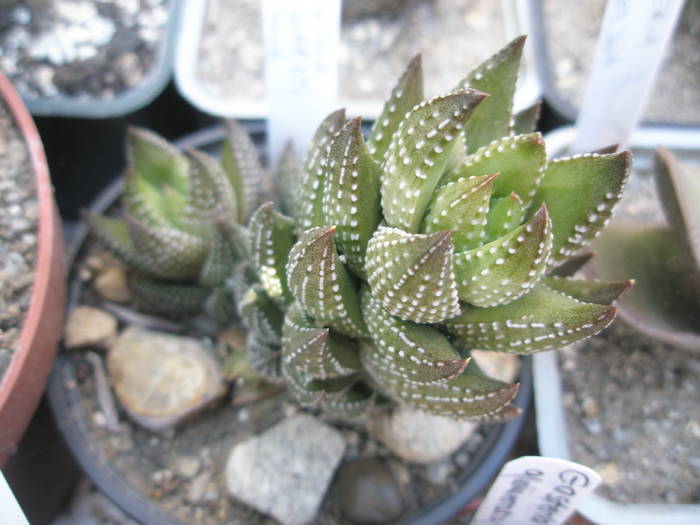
0,71 -> 65,465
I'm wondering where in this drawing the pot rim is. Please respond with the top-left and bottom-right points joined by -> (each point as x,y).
0,72 -> 65,465
48,124 -> 532,525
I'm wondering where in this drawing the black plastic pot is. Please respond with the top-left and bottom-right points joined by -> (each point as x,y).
47,124 -> 532,525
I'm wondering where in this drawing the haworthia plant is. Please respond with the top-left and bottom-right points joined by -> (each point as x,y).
590,148 -> 700,351
87,123 -> 261,317
238,36 -> 633,421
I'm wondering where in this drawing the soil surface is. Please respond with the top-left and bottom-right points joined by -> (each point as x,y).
60,350 -> 491,524
0,0 -> 170,100
197,0 -> 508,105
543,0 -> 700,123
0,97 -> 37,383
560,322 -> 700,504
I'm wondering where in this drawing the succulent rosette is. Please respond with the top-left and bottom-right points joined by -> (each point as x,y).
87,122 -> 260,317
242,36 -> 632,421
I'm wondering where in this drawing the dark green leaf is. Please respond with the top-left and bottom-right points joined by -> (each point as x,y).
286,226 -> 368,337
297,109 -> 346,229
530,151 -> 631,265
444,282 -> 617,354
368,54 -> 424,163
322,117 -> 382,273
365,227 -> 460,323
421,173 -> 497,251
382,90 -> 486,232
454,205 -> 552,307
455,36 -> 525,153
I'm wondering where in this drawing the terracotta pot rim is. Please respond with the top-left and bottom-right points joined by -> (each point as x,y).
0,71 -> 65,464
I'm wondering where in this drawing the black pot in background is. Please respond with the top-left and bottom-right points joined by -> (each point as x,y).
47,125 -> 532,525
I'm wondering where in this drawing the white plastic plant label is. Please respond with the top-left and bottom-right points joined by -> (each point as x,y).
0,472 -> 28,525
262,0 -> 341,169
573,0 -> 684,153
472,456 -> 601,525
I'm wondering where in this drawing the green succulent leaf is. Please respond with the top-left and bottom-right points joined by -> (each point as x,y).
247,334 -> 281,379
275,141 -> 301,217
129,275 -> 210,317
360,287 -> 468,383
281,359 -> 325,405
382,90 -> 486,233
83,212 -> 147,273
444,282 -> 617,354
198,226 -> 236,288
455,35 -> 525,153
186,149 -> 238,228
421,173 -> 497,251
230,260 -> 260,307
654,148 -> 700,267
454,205 -> 552,307
512,101 -> 542,135
321,117 -> 382,273
484,193 -> 525,243
549,251 -> 594,277
530,151 -> 630,265
360,340 -> 519,419
319,378 -> 374,418
249,202 -> 296,304
297,109 -> 346,229
365,227 -> 460,323
286,226 -> 368,338
542,276 -> 633,305
282,302 -> 360,379
125,127 -> 189,228
220,119 -> 263,222
590,224 -> 700,351
368,54 -> 424,163
125,214 -> 208,280
441,133 -> 546,211
239,285 -> 284,347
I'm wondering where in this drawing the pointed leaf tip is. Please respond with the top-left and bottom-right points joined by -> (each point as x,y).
368,53 -> 424,162
286,226 -> 367,338
366,227 -> 461,323
382,89 -> 487,232
454,203 -> 553,307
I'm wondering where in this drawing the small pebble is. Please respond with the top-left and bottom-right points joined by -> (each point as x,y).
337,458 -> 403,524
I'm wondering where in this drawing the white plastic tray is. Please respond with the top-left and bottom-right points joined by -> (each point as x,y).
174,0 -> 541,119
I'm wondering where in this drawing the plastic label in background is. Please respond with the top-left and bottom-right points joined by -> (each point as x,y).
261,0 -> 341,169
573,0 -> 684,153
0,472 -> 28,525
472,456 -> 601,525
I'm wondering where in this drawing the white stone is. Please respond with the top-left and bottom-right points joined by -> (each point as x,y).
94,266 -> 131,303
366,404 -> 478,464
107,326 -> 224,431
64,306 -> 118,349
469,350 -> 519,383
226,414 -> 345,525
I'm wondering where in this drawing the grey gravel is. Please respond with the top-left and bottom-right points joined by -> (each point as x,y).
0,97 -> 35,383
0,0 -> 170,100
561,321 -> 700,504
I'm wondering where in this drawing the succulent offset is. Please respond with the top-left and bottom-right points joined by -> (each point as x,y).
590,148 -> 700,351
86,122 -> 261,317
241,36 -> 633,421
